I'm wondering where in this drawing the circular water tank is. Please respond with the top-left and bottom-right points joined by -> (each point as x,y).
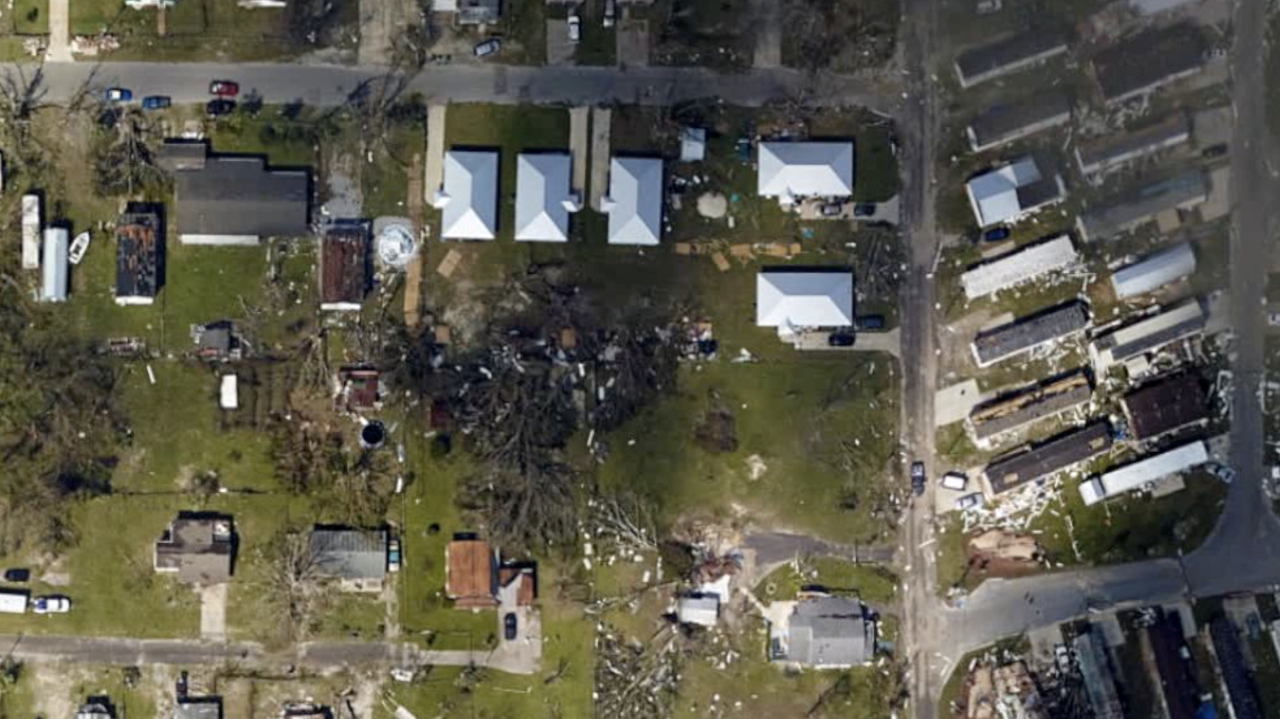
360,420 -> 387,449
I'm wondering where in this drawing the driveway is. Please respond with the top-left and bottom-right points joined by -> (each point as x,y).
199,584 -> 227,642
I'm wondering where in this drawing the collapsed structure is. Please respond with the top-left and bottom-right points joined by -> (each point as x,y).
983,422 -> 1114,495
969,372 -> 1093,443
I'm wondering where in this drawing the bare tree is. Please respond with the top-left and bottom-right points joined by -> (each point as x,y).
259,531 -> 331,644
593,494 -> 659,554
594,626 -> 682,719
92,107 -> 166,197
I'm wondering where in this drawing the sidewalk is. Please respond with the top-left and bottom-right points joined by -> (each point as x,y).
46,0 -> 71,63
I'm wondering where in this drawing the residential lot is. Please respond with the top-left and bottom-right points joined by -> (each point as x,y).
927,0 -> 1238,594
940,592 -> 1280,719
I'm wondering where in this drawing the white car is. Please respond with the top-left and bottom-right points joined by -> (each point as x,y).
955,493 -> 985,511
33,596 -> 70,614
568,15 -> 581,43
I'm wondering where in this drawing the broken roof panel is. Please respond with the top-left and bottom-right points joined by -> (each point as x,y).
961,235 -> 1078,300
320,224 -> 370,311
1075,115 -> 1191,180
116,210 -> 162,305
756,270 -> 855,328
985,422 -> 1113,494
757,142 -> 855,200
515,153 -> 574,242
972,302 -> 1090,367
1090,300 -> 1205,370
1122,372 -> 1208,440
971,372 -> 1093,441
605,157 -> 663,246
1111,242 -> 1196,299
438,150 -> 498,240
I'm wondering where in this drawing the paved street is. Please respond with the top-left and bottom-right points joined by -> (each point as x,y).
0,634 -> 538,674
13,61 -> 899,113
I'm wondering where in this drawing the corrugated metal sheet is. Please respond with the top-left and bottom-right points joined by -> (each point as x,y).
962,235 -> 1078,299
40,227 -> 67,302
1111,243 -> 1196,299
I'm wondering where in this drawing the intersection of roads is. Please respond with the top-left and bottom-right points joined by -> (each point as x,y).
7,1 -> 1280,713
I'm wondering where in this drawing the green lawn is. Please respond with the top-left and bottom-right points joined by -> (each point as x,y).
757,558 -> 898,605
12,0 -> 48,34
598,356 -> 900,543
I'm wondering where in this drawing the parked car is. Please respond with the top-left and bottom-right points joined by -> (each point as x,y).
911,461 -> 926,496
1209,463 -> 1237,484
981,226 -> 1011,243
32,596 -> 70,614
603,0 -> 616,26
206,99 -> 236,117
473,39 -> 502,57
141,95 -> 172,110
820,202 -> 845,217
209,80 -> 240,97
1269,311 -> 1280,328
827,332 -> 855,347
1202,143 -> 1228,159
388,539 -> 402,573
105,87 -> 132,102
2,569 -> 30,583
955,493 -> 985,511
940,472 -> 968,491
568,14 -> 581,43
503,612 -> 518,640
853,203 -> 876,218
854,315 -> 886,332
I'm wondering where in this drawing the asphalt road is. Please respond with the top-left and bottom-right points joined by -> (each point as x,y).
13,61 -> 899,113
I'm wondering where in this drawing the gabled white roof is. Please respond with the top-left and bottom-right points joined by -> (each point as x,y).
437,150 -> 498,240
515,153 -> 573,242
605,157 -> 663,246
758,142 -> 855,200
961,235 -> 1078,300
756,270 -> 854,328
965,157 -> 1042,227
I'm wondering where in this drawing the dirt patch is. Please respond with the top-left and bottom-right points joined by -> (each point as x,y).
965,530 -> 1045,582
31,662 -> 77,719
694,393 -> 739,453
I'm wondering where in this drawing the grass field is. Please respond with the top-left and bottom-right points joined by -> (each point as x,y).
757,558 -> 898,605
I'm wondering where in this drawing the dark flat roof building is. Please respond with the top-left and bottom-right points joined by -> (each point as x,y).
115,210 -> 161,306
984,422 -> 1113,494
1210,617 -> 1262,719
955,31 -> 1069,88
159,141 -> 310,245
967,92 -> 1073,152
1123,373 -> 1208,440
972,302 -> 1090,367
1093,24 -> 1206,104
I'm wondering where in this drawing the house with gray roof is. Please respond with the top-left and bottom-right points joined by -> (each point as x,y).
603,157 -> 663,246
1092,24 -> 1206,104
310,528 -> 388,592
1075,115 -> 1190,183
967,92 -> 1072,153
154,513 -> 234,585
954,31 -> 1068,88
972,301 -> 1090,367
174,699 -> 222,719
515,153 -> 579,242
158,141 -> 310,245
1076,170 -> 1208,242
771,595 -> 876,668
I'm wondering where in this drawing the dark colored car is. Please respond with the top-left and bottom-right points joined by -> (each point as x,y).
141,95 -> 171,110
911,461 -> 926,496
207,99 -> 236,117
982,227 -> 1011,243
828,332 -> 856,347
209,80 -> 240,97
853,202 -> 876,218
854,315 -> 886,332
2,569 -> 29,583
503,612 -> 518,640
1202,143 -> 1228,159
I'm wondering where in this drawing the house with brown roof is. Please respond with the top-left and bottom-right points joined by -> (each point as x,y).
319,223 -> 370,312
154,513 -> 234,584
337,368 -> 382,413
445,536 -> 536,610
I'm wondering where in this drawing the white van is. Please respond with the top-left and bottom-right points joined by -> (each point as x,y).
940,472 -> 968,491
0,590 -> 28,614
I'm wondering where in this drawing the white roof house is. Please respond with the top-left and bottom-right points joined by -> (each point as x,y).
515,153 -> 579,242
756,270 -> 854,337
21,194 -> 39,270
40,227 -> 68,303
1111,243 -> 1196,299
961,235 -> 1078,300
965,157 -> 1065,227
1080,441 -> 1207,506
219,374 -> 239,410
757,142 -> 855,204
676,594 -> 720,627
434,150 -> 498,241
603,157 -> 663,246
